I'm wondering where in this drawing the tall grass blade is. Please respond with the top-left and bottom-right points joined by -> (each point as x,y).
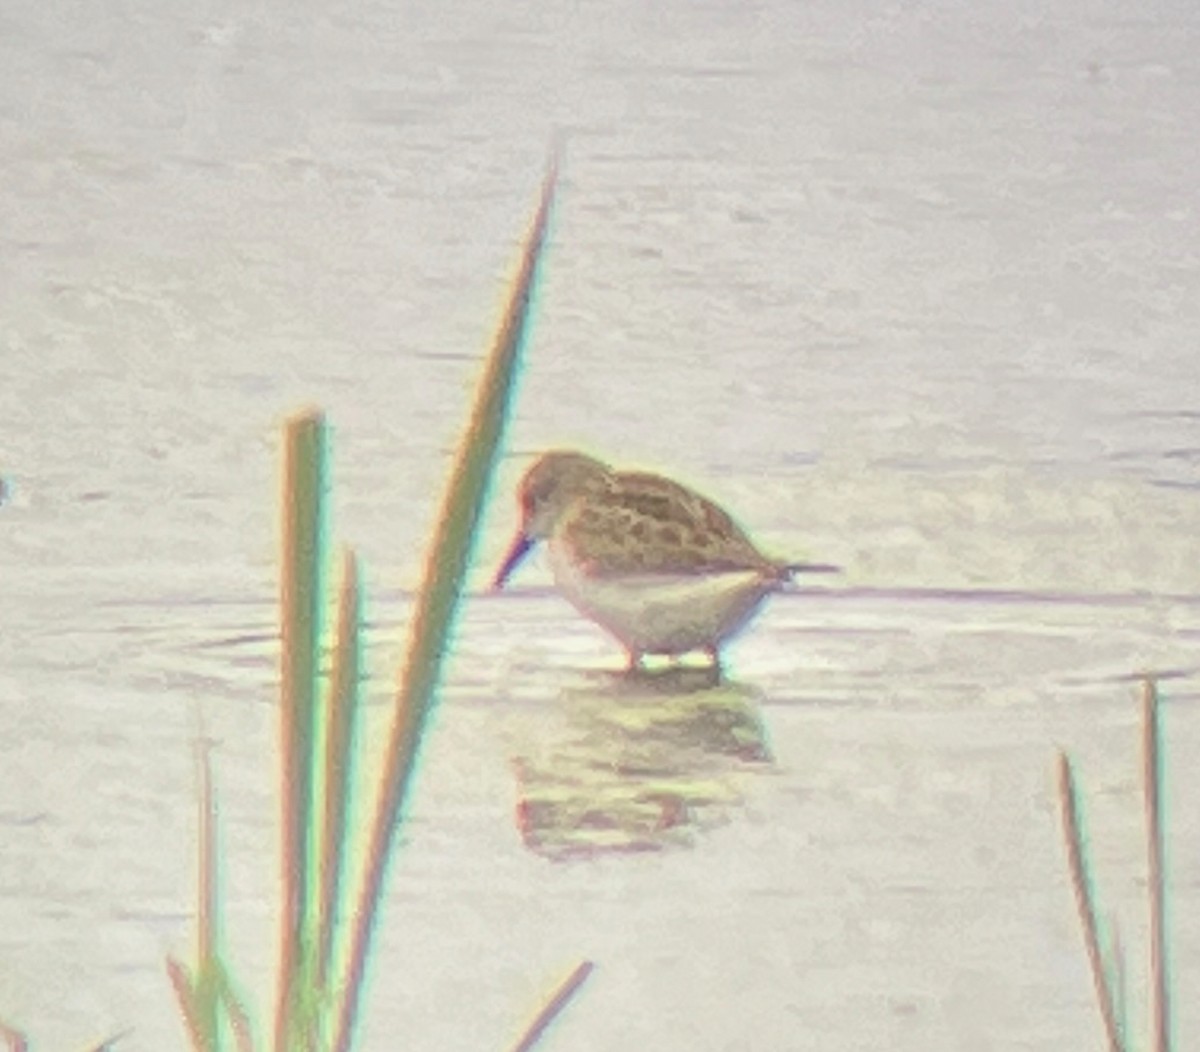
317,548 -> 363,989
1056,753 -> 1126,1052
276,410 -> 327,1051
1142,678 -> 1171,1052
329,155 -> 560,1052
507,961 -> 595,1052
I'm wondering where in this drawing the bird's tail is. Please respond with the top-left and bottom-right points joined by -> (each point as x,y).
779,560 -> 842,581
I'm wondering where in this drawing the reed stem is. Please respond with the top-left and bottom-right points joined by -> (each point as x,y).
507,961 -> 595,1052
328,156 -> 559,1052
1056,752 -> 1126,1052
276,410 -> 326,1051
1142,679 -> 1170,1052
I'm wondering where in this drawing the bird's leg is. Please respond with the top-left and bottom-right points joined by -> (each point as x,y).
703,646 -> 723,682
625,649 -> 645,674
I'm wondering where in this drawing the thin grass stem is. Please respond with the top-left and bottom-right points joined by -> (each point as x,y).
167,958 -> 207,1052
1056,753 -> 1126,1052
214,962 -> 256,1052
1108,915 -> 1127,1043
1142,678 -> 1171,1052
84,1029 -> 132,1052
507,961 -> 595,1052
195,719 -> 219,1047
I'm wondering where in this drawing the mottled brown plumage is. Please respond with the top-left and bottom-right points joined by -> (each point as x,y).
492,449 -> 837,672
558,470 -> 783,578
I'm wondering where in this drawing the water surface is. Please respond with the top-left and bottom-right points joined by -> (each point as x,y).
2,0 -> 1199,1048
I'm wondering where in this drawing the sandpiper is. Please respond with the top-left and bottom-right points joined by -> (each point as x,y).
491,450 -> 839,672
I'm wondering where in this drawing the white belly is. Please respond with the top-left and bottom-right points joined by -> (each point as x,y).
548,542 -> 776,655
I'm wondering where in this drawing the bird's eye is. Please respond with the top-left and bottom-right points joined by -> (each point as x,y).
530,478 -> 555,508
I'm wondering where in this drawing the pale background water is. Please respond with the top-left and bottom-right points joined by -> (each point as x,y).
2,0 -> 1199,1047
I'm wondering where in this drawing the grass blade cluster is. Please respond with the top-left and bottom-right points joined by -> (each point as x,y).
167,154 -> 590,1052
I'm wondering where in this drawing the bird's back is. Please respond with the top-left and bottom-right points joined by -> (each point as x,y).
557,469 -> 782,579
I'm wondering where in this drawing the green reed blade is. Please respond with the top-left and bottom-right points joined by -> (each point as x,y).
329,155 -> 560,1052
276,410 -> 327,1051
1142,678 -> 1171,1052
317,548 -> 363,989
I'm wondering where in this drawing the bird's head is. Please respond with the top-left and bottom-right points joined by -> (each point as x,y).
491,450 -> 610,589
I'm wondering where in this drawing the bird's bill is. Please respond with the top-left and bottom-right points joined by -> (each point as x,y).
787,561 -> 842,575
492,532 -> 536,589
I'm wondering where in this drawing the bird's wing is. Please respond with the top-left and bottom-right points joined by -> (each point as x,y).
558,471 -> 778,577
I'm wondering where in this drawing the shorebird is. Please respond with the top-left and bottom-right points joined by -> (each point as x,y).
491,450 -> 839,673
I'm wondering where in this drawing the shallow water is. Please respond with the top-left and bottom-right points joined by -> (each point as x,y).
2,0 -> 1200,1048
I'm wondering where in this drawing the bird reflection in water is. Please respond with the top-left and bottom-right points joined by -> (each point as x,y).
510,668 -> 772,860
